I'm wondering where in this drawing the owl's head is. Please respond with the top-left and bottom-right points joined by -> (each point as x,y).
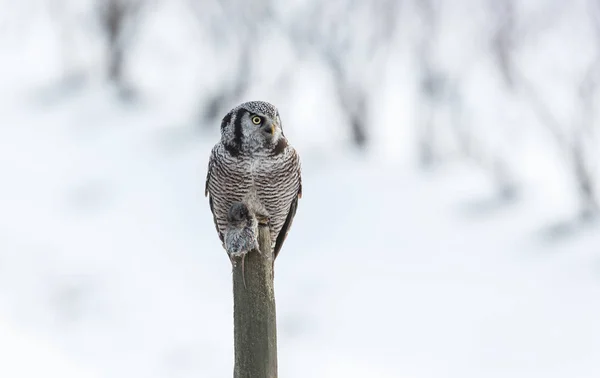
220,101 -> 286,155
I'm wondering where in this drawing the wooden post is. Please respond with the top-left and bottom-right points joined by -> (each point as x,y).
232,224 -> 277,378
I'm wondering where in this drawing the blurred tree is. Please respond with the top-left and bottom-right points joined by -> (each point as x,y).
189,0 -> 399,149
411,0 -> 530,202
48,0 -> 88,90
445,0 -> 520,202
509,0 -> 600,220
490,0 -> 515,90
414,0 -> 442,167
97,0 -> 145,91
188,0 -> 273,126
281,0 -> 400,149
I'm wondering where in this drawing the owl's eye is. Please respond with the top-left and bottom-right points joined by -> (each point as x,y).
251,116 -> 262,125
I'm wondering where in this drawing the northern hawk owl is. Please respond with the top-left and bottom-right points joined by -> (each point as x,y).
205,101 -> 302,259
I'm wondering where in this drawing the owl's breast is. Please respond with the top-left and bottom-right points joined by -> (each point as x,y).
251,153 -> 299,219
240,158 -> 275,218
208,145 -> 299,240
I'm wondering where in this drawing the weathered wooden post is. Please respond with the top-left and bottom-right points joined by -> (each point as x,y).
231,224 -> 277,378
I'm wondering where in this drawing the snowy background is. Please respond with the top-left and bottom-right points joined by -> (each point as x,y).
1,0 -> 600,377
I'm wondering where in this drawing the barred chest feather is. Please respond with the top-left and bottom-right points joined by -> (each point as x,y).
208,142 -> 300,244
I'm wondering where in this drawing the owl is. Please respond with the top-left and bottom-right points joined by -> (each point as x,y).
205,101 -> 302,260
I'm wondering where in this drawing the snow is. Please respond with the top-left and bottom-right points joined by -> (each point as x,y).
277,161 -> 600,378
0,317 -> 97,378
1,1 -> 599,377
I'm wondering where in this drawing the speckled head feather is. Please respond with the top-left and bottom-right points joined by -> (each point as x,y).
220,101 -> 284,156
238,101 -> 279,119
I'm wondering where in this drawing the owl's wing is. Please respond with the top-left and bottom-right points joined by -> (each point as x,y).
205,148 -> 224,242
208,196 -> 223,242
273,196 -> 298,259
273,152 -> 302,259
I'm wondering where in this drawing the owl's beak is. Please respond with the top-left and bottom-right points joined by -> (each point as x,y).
262,122 -> 275,135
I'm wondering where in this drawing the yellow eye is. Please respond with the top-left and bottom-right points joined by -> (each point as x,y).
251,116 -> 262,125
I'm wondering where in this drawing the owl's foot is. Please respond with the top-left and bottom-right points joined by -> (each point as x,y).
256,214 -> 270,227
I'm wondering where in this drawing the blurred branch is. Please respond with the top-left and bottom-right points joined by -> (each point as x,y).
570,0 -> 600,217
423,0 -> 519,198
188,0 -> 274,126
490,0 -> 515,89
506,0 -> 600,219
47,0 -> 86,87
201,45 -> 252,124
514,69 -> 566,143
414,0 -> 441,167
97,0 -> 145,86
271,0 -> 400,150
515,68 -> 600,218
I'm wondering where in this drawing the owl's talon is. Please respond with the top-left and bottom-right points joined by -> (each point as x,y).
255,213 -> 270,227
